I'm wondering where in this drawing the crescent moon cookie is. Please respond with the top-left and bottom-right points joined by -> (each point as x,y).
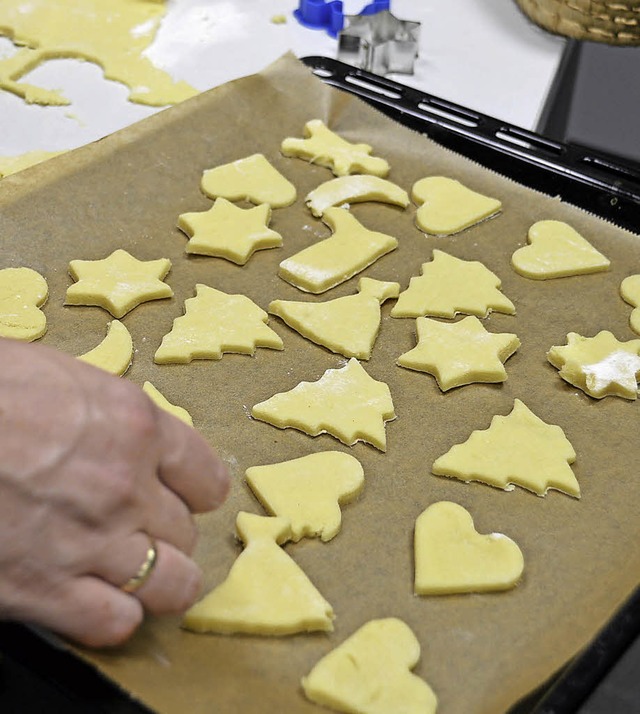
411,176 -> 501,236
305,175 -> 409,217
512,220 -> 610,279
77,319 -> 133,376
142,382 -> 193,426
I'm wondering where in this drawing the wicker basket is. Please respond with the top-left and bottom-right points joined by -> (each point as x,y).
515,0 -> 640,45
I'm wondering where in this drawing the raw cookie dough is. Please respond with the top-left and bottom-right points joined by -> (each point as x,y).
302,618 -> 438,714
281,119 -> 390,177
182,512 -> 334,635
278,208 -> 398,294
0,0 -> 196,107
269,277 -> 400,359
414,501 -> 524,595
305,175 -> 409,217
177,198 -> 282,265
65,249 -> 172,318
142,381 -> 193,426
245,452 -> 365,542
391,250 -> 516,319
512,220 -> 610,279
0,267 -> 48,341
200,154 -> 296,208
155,284 -> 283,364
0,150 -> 63,178
77,319 -> 133,376
397,316 -> 520,391
411,176 -> 501,236
620,275 -> 640,335
252,358 -> 396,451
432,399 -> 580,498
547,330 -> 640,400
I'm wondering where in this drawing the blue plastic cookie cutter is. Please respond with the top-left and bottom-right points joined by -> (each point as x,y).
294,0 -> 391,37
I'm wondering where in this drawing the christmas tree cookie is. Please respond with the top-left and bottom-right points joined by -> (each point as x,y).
302,618 -> 438,714
245,451 -> 365,542
182,512 -> 334,635
252,358 -> 396,451
391,250 -> 515,319
278,208 -> 398,294
281,119 -> 390,177
432,399 -> 580,497
512,220 -> 610,279
397,315 -> 520,390
154,284 -> 283,364
414,501 -> 524,595
269,277 -> 400,359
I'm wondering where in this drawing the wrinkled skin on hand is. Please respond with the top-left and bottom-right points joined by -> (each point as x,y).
0,337 -> 229,647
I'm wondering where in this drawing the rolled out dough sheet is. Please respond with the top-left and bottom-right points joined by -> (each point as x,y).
1,53 -> 639,714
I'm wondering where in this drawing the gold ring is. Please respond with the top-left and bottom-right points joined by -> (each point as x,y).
121,537 -> 158,594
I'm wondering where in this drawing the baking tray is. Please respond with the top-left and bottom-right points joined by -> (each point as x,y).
1,55 -> 640,714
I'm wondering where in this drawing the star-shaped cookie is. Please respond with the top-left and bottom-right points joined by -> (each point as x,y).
397,316 -> 520,390
391,250 -> 515,319
547,330 -> 640,399
178,197 -> 282,265
65,248 -> 172,318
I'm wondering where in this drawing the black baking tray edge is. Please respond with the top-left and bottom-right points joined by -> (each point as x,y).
1,55 -> 639,714
301,56 -> 640,714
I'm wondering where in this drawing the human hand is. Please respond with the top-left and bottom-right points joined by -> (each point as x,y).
0,337 -> 230,647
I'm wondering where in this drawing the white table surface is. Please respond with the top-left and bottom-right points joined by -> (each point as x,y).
0,0 -> 566,160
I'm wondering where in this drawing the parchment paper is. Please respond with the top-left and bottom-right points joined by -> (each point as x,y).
1,53 -> 639,714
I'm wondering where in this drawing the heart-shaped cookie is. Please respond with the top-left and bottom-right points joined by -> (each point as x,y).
621,274 -> 640,335
246,451 -> 365,542
411,176 -> 501,235
512,220 -> 610,279
0,267 -> 48,341
414,501 -> 524,595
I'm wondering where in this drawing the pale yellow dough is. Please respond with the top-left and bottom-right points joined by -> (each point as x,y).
0,150 -> 63,178
391,250 -> 515,319
252,358 -> 396,451
177,198 -> 282,265
305,175 -> 409,217
0,267 -> 48,341
245,452 -> 365,542
281,119 -> 390,177
512,220 -> 610,279
200,154 -> 296,209
302,618 -> 438,714
547,330 -> 640,400
397,316 -> 520,391
155,284 -> 283,364
411,176 -> 501,236
414,501 -> 524,595
432,399 -> 580,498
0,0 -> 196,107
269,277 -> 400,359
278,208 -> 398,294
77,319 -> 133,376
182,512 -> 334,635
620,275 -> 640,335
65,249 -> 172,318
142,381 -> 193,426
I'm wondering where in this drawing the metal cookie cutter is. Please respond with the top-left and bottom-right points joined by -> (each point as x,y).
338,9 -> 421,76
294,0 -> 391,37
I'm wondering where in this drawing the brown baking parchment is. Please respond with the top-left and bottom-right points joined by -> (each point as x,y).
1,53 -> 639,714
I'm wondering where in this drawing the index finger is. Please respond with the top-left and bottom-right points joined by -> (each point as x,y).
155,408 -> 230,513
